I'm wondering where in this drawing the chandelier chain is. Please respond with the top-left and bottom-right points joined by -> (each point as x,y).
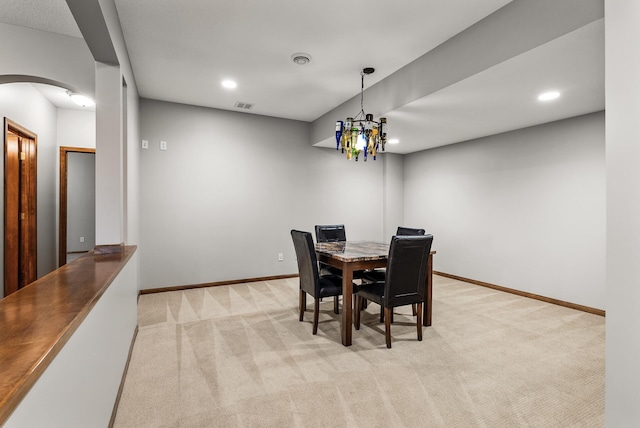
359,70 -> 365,119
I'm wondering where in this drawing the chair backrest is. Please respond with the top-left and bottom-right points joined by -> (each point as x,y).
291,230 -> 320,296
384,235 -> 434,308
315,224 -> 347,243
396,226 -> 425,236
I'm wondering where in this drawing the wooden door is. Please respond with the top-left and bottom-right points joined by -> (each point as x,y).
4,118 -> 37,297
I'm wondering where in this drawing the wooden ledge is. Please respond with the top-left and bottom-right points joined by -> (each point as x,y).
94,243 -> 124,255
0,246 -> 137,425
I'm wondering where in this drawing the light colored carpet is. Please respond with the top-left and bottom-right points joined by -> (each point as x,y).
113,275 -> 604,427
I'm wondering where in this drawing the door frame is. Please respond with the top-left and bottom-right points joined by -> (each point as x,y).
59,146 -> 96,267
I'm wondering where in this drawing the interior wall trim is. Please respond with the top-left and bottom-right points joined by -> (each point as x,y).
140,274 -> 299,295
435,271 -> 605,317
140,272 -> 605,316
108,325 -> 138,428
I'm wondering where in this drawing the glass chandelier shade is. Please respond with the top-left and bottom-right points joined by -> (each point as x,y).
335,68 -> 387,161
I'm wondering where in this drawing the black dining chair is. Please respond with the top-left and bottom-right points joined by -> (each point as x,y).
314,224 -> 366,280
315,224 -> 347,277
363,226 -> 426,281
315,224 -> 347,243
291,229 -> 351,335
361,226 -> 427,320
397,226 -> 426,236
354,234 -> 434,348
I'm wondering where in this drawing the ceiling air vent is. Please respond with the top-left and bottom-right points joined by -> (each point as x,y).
234,101 -> 254,110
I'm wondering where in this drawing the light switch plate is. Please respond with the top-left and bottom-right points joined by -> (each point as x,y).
141,139 -> 149,149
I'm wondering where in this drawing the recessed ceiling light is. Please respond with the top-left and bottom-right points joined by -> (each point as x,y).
388,139 -> 399,145
222,80 -> 237,89
538,91 -> 560,101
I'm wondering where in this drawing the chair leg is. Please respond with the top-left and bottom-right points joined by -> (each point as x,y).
380,306 -> 394,323
334,296 -> 340,314
354,296 -> 361,330
299,289 -> 306,321
313,298 -> 320,335
412,303 -> 417,316
384,307 -> 392,348
416,302 -> 423,341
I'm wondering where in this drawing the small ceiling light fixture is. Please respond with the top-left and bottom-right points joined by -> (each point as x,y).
538,91 -> 560,101
291,52 -> 312,65
388,139 -> 399,145
222,80 -> 237,89
67,91 -> 95,107
335,67 -> 387,161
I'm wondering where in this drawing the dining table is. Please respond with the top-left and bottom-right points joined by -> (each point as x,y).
315,240 -> 435,346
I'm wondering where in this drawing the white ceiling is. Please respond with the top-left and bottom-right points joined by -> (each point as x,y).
112,0 -> 512,122
0,0 -> 81,38
382,19 -> 604,153
0,0 -> 604,154
32,84 -> 96,112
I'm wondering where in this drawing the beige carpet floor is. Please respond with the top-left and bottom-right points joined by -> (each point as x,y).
113,275 -> 604,427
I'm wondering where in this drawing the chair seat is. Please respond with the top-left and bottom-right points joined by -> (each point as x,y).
361,269 -> 385,283
320,265 -> 342,277
354,282 -> 385,303
320,264 -> 365,279
317,274 -> 344,298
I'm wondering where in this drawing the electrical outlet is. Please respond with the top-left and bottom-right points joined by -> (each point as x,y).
278,253 -> 284,262
141,139 -> 149,149
160,140 -> 167,151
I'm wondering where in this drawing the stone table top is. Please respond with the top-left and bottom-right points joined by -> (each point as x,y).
315,240 -> 389,262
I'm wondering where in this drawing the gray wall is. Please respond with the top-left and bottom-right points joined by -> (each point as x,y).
139,97 -> 606,311
404,111 -> 605,310
382,154 -> 405,239
139,98 -> 395,289
57,109 -> 96,149
605,1 -> 640,424
67,152 -> 96,252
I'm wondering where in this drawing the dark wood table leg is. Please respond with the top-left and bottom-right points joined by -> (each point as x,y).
341,264 -> 353,346
423,253 -> 433,327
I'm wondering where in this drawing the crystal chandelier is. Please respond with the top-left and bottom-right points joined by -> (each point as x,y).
335,67 -> 387,161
